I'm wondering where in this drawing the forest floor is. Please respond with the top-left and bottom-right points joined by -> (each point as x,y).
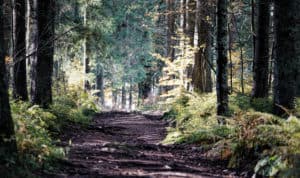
49,112 -> 240,178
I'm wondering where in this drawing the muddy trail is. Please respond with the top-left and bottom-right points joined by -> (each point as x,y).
53,112 -> 240,178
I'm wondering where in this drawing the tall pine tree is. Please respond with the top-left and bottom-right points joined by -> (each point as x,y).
273,0 -> 300,115
0,0 -> 17,159
216,0 -> 229,116
12,0 -> 28,101
252,0 -> 270,98
30,0 -> 55,108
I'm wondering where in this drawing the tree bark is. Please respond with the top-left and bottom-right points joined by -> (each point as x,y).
216,0 -> 229,116
12,0 -> 28,101
273,0 -> 300,116
138,69 -> 152,103
129,82 -> 133,111
3,0 -> 12,85
240,48 -> 244,94
186,0 -> 195,90
96,67 -> 104,106
166,0 -> 175,61
185,0 -> 195,42
30,0 -> 55,108
112,89 -> 118,110
121,83 -> 126,109
231,14 -> 245,95
252,0 -> 270,98
83,3 -> 91,91
228,23 -> 233,93
180,0 -> 187,35
297,77 -> 300,97
26,0 -> 38,67
192,0 -> 213,93
0,0 -> 17,159
251,0 -> 256,72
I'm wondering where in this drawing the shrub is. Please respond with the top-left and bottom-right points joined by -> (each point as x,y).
9,101 -> 65,176
163,92 -> 300,176
5,88 -> 98,176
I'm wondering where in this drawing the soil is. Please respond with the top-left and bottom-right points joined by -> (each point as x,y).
50,112 -> 243,178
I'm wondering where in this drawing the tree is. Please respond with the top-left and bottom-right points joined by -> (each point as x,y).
185,0 -> 195,46
0,0 -> 17,158
83,2 -> 91,91
121,83 -> 126,109
129,81 -> 133,111
273,0 -> 300,115
96,65 -> 105,105
252,0 -> 270,98
297,80 -> 300,97
185,0 -> 195,90
216,0 -> 229,116
26,0 -> 38,67
3,0 -> 12,85
166,0 -> 176,61
12,0 -> 28,101
30,0 -> 55,108
192,0 -> 213,93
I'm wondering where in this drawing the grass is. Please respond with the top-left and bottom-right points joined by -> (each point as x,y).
162,92 -> 300,177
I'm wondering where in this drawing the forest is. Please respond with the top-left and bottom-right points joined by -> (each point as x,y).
0,0 -> 299,177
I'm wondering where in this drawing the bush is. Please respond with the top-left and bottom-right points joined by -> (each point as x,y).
9,101 -> 65,176
5,88 -> 98,176
49,91 -> 98,127
163,92 -> 300,176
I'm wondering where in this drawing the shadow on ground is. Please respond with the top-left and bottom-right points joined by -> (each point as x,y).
49,112 -> 240,178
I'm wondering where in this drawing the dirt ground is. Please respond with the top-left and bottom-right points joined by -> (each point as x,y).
51,112 -> 242,178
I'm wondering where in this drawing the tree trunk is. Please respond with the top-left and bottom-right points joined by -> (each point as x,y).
268,3 -> 275,93
228,23 -> 233,93
240,48 -> 244,94
121,83 -> 126,109
96,67 -> 104,106
138,72 -> 152,103
30,0 -> 55,108
84,48 -> 91,91
166,0 -> 175,61
0,0 -> 17,159
3,0 -> 12,86
177,0 -> 187,90
297,78 -> 300,97
192,0 -> 213,93
129,82 -> 133,111
216,0 -> 229,116
12,0 -> 28,101
185,0 -> 195,43
112,89 -> 118,110
252,0 -> 270,98
83,3 -> 91,91
205,32 -> 213,93
74,0 -> 80,23
231,14 -> 245,95
251,0 -> 256,72
273,0 -> 300,116
186,0 -> 195,90
181,0 -> 187,33
26,0 -> 38,67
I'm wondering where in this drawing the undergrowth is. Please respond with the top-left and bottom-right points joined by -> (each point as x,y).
163,93 -> 300,177
1,89 -> 98,177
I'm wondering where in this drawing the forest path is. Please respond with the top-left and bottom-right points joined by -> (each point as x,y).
54,112 -> 238,178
